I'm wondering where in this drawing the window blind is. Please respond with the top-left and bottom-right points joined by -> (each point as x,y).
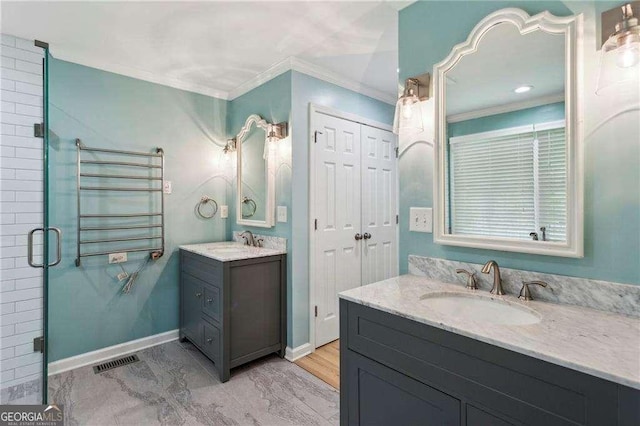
448,121 -> 566,241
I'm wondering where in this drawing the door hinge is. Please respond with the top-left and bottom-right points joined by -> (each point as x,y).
314,219 -> 318,230
33,336 -> 44,353
396,214 -> 399,224
315,305 -> 318,317
34,123 -> 45,138
395,147 -> 399,158
314,130 -> 323,144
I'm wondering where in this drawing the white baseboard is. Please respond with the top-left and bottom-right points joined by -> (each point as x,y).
285,343 -> 312,362
48,329 -> 179,376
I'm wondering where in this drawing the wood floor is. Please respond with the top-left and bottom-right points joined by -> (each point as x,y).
294,340 -> 340,390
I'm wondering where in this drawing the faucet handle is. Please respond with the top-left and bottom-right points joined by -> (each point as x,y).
518,281 -> 548,301
456,269 -> 478,290
256,238 -> 264,248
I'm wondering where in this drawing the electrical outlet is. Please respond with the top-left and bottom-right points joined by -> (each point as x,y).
220,205 -> 228,218
409,207 -> 433,233
109,252 -> 127,264
163,180 -> 172,194
277,206 -> 287,223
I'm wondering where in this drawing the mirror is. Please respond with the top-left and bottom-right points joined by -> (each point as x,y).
236,114 -> 275,227
433,9 -> 583,257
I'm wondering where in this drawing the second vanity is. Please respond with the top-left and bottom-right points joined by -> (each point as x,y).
179,241 -> 286,382
339,275 -> 640,426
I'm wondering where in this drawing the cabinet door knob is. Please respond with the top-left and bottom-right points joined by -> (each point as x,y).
207,298 -> 213,303
207,338 -> 213,343
195,292 -> 202,298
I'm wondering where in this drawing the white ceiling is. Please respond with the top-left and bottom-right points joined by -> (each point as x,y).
1,1 -> 410,102
446,22 -> 566,117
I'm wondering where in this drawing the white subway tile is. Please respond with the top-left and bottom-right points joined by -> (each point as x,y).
0,69 -> 42,86
14,362 -> 41,379
0,329 -> 40,349
1,347 -> 14,360
14,104 -> 42,118
1,35 -> 16,47
14,256 -> 42,269
14,277 -> 39,290
0,46 -> 40,64
0,302 -> 15,315
1,79 -> 16,91
1,324 -> 15,337
0,214 -> 15,224
14,39 -> 43,55
15,298 -> 41,312
0,191 -> 16,201
1,123 -> 15,135
15,170 -> 42,181
0,268 -> 41,281
14,60 -> 41,76
14,82 -> 41,96
0,258 -> 14,270
1,101 -> 15,113
0,203 -> 43,215
0,146 -> 15,157
1,279 -> 15,292
14,147 -> 41,160
0,352 -> 41,371
0,135 -> 42,149
1,112 -> 37,127
1,90 -> 41,107
14,125 -> 35,137
0,235 -> 15,247
13,343 -> 31,357
15,234 -> 43,246
15,319 -> 40,334
0,369 -> 15,382
0,246 -> 27,258
1,178 -> 42,191
0,288 -> 41,303
15,194 -> 41,204
1,56 -> 15,69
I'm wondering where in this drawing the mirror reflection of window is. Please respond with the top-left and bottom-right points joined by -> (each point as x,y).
443,21 -> 568,243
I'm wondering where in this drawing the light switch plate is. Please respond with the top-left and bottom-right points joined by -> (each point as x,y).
277,206 -> 287,223
163,180 -> 172,194
409,207 -> 433,233
109,252 -> 127,264
220,205 -> 228,219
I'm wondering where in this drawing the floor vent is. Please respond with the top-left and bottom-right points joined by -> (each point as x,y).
93,354 -> 140,374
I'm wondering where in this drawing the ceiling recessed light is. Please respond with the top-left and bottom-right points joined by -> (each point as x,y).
514,85 -> 533,94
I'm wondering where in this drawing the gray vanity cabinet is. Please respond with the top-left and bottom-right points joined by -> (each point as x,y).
180,250 -> 286,382
340,299 -> 640,426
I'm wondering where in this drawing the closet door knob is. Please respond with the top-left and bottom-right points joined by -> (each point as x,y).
195,292 -> 202,298
207,298 -> 213,303
355,233 -> 363,241
207,338 -> 213,343
363,233 -> 372,240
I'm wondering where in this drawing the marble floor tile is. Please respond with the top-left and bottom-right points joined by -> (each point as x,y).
48,341 -> 340,426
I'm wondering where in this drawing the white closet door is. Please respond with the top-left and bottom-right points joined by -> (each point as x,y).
361,126 -> 398,285
313,113 -> 362,347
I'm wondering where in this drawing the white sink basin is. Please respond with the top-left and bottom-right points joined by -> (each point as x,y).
420,292 -> 541,325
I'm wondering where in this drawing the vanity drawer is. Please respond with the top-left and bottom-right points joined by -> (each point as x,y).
181,251 -> 223,287
201,321 -> 220,363
344,301 -> 618,426
202,284 -> 221,324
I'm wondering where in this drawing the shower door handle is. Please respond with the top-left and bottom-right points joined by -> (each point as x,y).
27,227 -> 62,268
28,228 -> 45,268
48,227 -> 62,267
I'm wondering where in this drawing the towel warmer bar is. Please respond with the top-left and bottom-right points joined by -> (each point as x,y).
75,139 -> 165,266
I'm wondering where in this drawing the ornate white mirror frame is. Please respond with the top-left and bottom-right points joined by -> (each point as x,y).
433,8 -> 584,257
236,114 -> 276,228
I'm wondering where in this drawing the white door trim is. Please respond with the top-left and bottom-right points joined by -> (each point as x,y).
308,103 -> 398,352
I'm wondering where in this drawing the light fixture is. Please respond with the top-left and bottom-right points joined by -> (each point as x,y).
514,85 -> 533,94
393,73 -> 430,135
266,122 -> 287,144
223,138 -> 236,154
597,2 -> 640,94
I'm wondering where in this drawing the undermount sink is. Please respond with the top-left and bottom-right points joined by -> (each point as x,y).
420,292 -> 541,325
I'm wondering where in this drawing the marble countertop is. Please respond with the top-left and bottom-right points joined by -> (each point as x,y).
179,242 -> 286,262
340,274 -> 640,390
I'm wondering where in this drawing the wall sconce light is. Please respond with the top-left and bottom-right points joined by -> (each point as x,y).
597,2 -> 640,94
223,138 -> 236,154
393,73 -> 430,135
266,122 -> 287,144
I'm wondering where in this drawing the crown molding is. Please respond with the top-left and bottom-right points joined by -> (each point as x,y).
50,46 -> 230,100
227,56 -> 397,105
446,93 -> 565,123
50,46 -> 396,105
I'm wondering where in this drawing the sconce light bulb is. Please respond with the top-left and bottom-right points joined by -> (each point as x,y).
402,103 -> 414,119
616,43 -> 640,68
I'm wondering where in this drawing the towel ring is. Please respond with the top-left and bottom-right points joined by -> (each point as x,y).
242,197 -> 257,218
196,196 -> 218,219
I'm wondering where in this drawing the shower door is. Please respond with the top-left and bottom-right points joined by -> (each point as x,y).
0,38 -> 57,404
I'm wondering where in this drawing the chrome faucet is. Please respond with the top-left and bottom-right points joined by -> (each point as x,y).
481,260 -> 505,295
240,231 -> 257,247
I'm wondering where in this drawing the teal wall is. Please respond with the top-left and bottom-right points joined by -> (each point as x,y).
399,1 -> 640,284
290,71 -> 394,347
447,102 -> 565,137
48,59 -> 229,361
227,71 -> 294,343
